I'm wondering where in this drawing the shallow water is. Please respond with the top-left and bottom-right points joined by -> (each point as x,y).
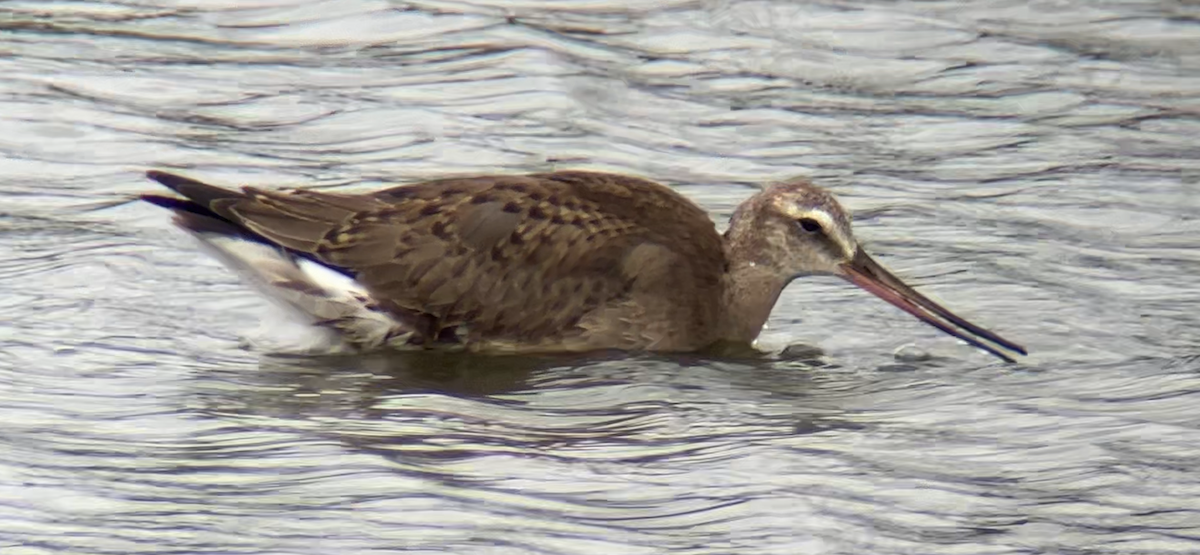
2,1 -> 1199,553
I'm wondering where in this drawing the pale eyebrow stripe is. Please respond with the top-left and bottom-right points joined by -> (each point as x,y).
797,209 -> 856,257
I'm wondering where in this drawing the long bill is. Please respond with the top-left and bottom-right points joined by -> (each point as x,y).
839,248 -> 1027,363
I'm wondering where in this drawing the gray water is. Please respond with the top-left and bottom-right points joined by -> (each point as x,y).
2,1 -> 1199,554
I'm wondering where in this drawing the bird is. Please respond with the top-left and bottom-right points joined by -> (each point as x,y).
140,170 -> 1026,362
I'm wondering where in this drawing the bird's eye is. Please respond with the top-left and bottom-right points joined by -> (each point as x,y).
797,217 -> 823,233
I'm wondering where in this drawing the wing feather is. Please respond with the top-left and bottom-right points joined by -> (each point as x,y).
151,170 -> 726,349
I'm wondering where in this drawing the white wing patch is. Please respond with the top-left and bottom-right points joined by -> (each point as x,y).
186,231 -> 414,353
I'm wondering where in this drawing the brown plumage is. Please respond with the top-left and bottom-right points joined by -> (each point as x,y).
141,170 -> 1026,361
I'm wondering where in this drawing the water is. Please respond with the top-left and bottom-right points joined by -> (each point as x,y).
2,1 -> 1199,553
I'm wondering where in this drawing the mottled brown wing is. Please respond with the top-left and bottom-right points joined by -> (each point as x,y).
222,171 -> 726,347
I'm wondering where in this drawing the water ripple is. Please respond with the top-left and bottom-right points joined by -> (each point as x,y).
2,0 -> 1200,553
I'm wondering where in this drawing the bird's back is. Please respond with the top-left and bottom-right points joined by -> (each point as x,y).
144,170 -> 728,352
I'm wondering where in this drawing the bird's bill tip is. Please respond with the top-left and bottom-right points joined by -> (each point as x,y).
838,249 -> 1026,363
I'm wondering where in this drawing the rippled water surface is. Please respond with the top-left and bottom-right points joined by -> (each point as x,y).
3,1 -> 1199,553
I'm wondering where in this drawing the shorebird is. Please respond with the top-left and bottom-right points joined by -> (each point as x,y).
141,170 -> 1026,362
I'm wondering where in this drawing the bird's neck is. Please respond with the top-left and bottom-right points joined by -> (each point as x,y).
718,229 -> 790,345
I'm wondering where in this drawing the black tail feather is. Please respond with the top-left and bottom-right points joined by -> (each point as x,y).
139,193 -> 219,220
145,170 -> 244,210
142,171 -> 253,238
142,171 -> 355,278
139,192 -> 250,237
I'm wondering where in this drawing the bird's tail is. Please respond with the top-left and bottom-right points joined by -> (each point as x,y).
183,227 -> 415,352
142,172 -> 413,352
